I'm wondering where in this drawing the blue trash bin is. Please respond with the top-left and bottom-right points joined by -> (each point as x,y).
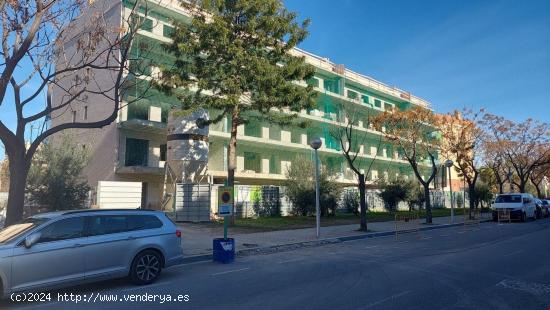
213,238 -> 235,263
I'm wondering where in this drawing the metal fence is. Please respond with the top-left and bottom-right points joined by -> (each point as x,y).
174,183 -> 211,222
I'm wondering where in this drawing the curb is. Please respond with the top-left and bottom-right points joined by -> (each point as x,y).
180,218 -> 492,264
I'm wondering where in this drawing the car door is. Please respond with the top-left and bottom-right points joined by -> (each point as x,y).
82,215 -> 136,279
10,216 -> 86,292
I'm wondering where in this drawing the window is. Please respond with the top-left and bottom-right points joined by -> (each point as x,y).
160,144 -> 167,161
37,217 -> 85,243
127,215 -> 163,231
347,90 -> 358,100
163,24 -> 174,37
244,152 -> 261,172
88,216 -> 127,236
306,77 -> 319,88
0,218 -> 48,244
374,99 -> 382,108
125,138 -> 149,167
84,106 -> 88,120
140,18 -> 154,32
495,195 -> 522,203
362,95 -> 370,105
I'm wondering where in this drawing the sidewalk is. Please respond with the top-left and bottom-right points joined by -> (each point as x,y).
179,215 -> 478,257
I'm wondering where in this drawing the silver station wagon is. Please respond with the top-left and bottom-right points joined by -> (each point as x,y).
0,209 -> 184,296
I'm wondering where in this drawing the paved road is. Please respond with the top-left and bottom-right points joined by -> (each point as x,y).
3,218 -> 550,310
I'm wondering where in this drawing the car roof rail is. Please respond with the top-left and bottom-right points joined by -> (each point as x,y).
62,209 -> 158,215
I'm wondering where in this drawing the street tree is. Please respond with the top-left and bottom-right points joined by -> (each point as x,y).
330,105 -> 383,231
529,163 -> 550,198
436,109 -> 484,218
373,107 -> 440,223
27,135 -> 90,212
0,0 -> 149,225
159,0 -> 316,192
481,114 -> 550,193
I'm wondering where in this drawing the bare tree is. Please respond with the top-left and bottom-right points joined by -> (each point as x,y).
437,109 -> 484,218
529,162 -> 550,198
373,107 -> 440,224
330,105 -> 383,231
481,114 -> 550,193
0,0 -> 148,225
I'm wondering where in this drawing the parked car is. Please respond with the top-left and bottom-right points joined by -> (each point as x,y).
491,193 -> 537,222
541,200 -> 550,218
0,209 -> 183,297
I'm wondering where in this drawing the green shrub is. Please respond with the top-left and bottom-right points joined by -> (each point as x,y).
342,190 -> 359,215
284,156 -> 341,217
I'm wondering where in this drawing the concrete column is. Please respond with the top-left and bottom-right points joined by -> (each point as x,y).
149,106 -> 162,122
262,158 -> 270,174
237,156 -> 245,172
237,125 -> 244,136
301,134 -> 308,145
262,127 -> 270,139
370,146 -> 377,156
359,145 -> 364,154
149,146 -> 160,167
281,130 -> 291,142
119,105 -> 128,122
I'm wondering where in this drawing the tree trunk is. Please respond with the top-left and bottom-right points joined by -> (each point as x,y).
227,113 -> 238,225
358,173 -> 367,231
498,182 -> 504,194
5,155 -> 31,226
468,183 -> 475,220
423,184 -> 432,224
518,180 -> 526,193
533,183 -> 542,198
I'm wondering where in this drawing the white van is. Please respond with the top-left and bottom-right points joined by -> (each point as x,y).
491,193 -> 537,222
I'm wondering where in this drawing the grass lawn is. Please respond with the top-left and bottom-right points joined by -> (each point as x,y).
225,208 -> 491,232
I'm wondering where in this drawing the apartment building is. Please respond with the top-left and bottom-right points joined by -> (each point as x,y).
51,0 -> 439,211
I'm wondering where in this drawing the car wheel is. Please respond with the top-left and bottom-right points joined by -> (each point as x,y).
130,250 -> 162,285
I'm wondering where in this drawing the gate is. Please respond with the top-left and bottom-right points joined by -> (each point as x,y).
174,183 -> 211,222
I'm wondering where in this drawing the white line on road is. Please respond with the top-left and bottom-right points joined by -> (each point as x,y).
362,290 -> 413,309
365,245 -> 379,249
421,237 -> 432,240
212,268 -> 250,276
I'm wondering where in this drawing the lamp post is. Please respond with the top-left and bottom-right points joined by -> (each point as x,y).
445,159 -> 454,223
310,137 -> 322,238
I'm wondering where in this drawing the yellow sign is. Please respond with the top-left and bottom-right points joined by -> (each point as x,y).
218,186 -> 234,216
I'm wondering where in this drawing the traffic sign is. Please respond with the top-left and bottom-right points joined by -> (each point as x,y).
218,186 -> 234,216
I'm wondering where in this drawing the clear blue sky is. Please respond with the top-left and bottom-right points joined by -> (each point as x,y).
1,0 -> 549,161
285,0 -> 550,121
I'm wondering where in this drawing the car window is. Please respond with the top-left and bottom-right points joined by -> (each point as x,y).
0,217 -> 48,244
127,215 -> 163,231
37,217 -> 85,243
88,215 -> 128,236
495,195 -> 522,203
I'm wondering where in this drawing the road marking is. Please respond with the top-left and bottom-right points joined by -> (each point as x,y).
439,234 -> 449,237
362,290 -> 413,309
421,237 -> 432,240
503,250 -> 524,257
212,268 -> 250,276
397,241 -> 409,244
497,279 -> 550,296
458,231 -> 467,234
365,245 -> 379,249
277,258 -> 304,264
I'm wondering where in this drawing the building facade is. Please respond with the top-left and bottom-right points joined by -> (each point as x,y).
52,0 -> 441,212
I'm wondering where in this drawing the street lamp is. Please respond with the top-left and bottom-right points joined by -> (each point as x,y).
310,137 -> 322,238
445,159 -> 455,223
